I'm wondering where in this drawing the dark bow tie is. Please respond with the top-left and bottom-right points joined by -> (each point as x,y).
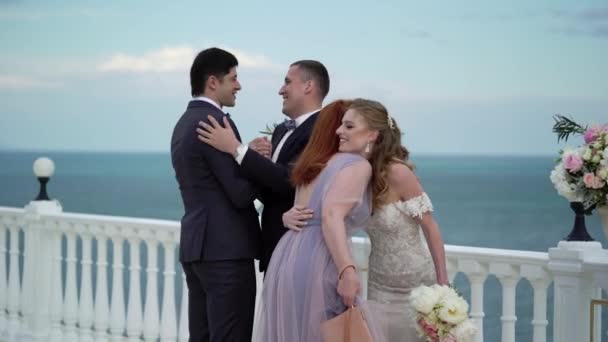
224,112 -> 231,118
284,119 -> 296,130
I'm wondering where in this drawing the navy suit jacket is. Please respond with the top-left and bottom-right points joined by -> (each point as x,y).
239,112 -> 319,271
171,100 -> 261,263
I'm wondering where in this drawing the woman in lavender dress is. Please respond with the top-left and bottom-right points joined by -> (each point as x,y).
253,99 -> 389,342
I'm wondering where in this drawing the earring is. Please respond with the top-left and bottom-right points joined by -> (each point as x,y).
364,142 -> 370,153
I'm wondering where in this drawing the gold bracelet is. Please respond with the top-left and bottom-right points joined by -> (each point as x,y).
338,264 -> 356,280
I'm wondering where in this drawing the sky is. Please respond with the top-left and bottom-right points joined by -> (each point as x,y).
0,0 -> 606,155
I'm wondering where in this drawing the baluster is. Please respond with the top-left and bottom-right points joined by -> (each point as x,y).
78,230 -> 94,342
0,219 -> 8,333
20,221 -> 33,328
178,273 -> 189,342
592,288 -> 603,342
446,258 -> 458,283
160,237 -> 177,342
126,231 -> 143,341
521,265 -> 550,342
48,228 -> 64,342
94,232 -> 110,342
7,225 -> 21,336
63,228 -> 79,342
491,263 -> 519,342
459,260 -> 487,342
109,233 -> 126,342
143,236 -> 160,341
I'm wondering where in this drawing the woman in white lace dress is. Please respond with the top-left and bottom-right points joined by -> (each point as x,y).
352,99 -> 449,341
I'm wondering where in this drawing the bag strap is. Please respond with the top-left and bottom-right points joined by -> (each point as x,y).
344,306 -> 353,342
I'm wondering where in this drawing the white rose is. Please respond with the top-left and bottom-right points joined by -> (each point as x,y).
410,285 -> 440,314
431,284 -> 458,300
592,154 -> 601,164
437,296 -> 469,325
583,148 -> 593,161
599,167 -> 608,181
452,319 -> 478,342
550,164 -> 582,202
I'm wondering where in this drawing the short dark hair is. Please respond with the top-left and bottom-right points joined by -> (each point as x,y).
190,47 -> 238,97
291,60 -> 330,99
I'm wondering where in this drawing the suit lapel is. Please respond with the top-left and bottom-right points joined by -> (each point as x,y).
271,125 -> 288,155
276,112 -> 319,164
226,117 -> 242,143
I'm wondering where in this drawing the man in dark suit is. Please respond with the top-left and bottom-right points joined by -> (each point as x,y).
171,47 -> 261,342
197,60 -> 330,272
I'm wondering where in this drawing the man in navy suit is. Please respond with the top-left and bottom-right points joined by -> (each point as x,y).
197,60 -> 330,272
171,47 -> 260,342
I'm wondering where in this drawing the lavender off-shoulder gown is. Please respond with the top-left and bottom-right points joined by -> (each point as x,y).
253,153 -> 387,342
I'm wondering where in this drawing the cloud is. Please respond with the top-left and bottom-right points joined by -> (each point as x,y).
0,7 -> 112,21
98,46 -> 283,73
550,7 -> 608,38
223,46 -> 283,71
552,25 -> 608,38
400,29 -> 432,39
578,7 -> 608,22
98,46 -> 194,73
0,75 -> 62,89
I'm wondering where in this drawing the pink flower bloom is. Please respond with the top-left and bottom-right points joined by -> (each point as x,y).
583,172 -> 606,189
563,154 -> 583,173
584,125 -> 608,144
418,318 -> 439,339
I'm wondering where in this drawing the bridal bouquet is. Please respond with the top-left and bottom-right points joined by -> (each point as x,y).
409,284 -> 476,342
550,115 -> 608,210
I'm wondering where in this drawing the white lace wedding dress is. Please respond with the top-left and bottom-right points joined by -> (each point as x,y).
366,193 -> 436,341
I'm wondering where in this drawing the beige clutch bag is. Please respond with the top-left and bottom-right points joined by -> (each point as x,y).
321,305 -> 373,342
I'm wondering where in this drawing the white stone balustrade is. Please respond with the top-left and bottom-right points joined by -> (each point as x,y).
0,203 -> 607,341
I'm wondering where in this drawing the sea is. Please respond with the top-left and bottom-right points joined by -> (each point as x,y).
1,151 -> 606,341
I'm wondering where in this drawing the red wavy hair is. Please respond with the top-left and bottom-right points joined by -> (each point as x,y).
291,99 -> 352,186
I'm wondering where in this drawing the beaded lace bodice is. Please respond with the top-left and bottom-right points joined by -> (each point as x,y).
366,193 -> 436,297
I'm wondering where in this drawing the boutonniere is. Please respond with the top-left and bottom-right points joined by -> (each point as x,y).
259,122 -> 280,136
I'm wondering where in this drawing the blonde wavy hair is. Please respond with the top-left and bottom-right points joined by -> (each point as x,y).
348,98 -> 414,210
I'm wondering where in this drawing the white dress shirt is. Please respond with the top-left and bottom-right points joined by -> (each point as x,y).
236,109 -> 320,164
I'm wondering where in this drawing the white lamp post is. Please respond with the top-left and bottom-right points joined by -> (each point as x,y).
33,157 -> 55,201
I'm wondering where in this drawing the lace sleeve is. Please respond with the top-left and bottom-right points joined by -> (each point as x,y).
401,192 -> 433,219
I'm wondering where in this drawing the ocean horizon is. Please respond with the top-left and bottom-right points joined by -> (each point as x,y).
1,150 -> 606,341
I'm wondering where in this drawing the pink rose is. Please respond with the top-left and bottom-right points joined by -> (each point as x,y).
563,154 -> 583,173
584,125 -> 608,144
583,173 -> 606,189
418,318 -> 439,339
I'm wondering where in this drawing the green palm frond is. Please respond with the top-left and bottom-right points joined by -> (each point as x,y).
552,114 -> 587,142
259,122 -> 279,136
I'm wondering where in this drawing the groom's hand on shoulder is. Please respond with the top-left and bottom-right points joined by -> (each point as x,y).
197,115 -> 240,156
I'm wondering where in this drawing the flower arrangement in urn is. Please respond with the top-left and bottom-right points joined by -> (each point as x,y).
549,115 -> 608,234
409,284 -> 477,342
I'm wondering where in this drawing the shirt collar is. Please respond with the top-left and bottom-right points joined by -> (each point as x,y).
293,108 -> 320,128
192,96 -> 224,113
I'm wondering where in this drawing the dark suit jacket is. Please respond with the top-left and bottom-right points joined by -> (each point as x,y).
239,112 -> 319,271
171,100 -> 261,263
